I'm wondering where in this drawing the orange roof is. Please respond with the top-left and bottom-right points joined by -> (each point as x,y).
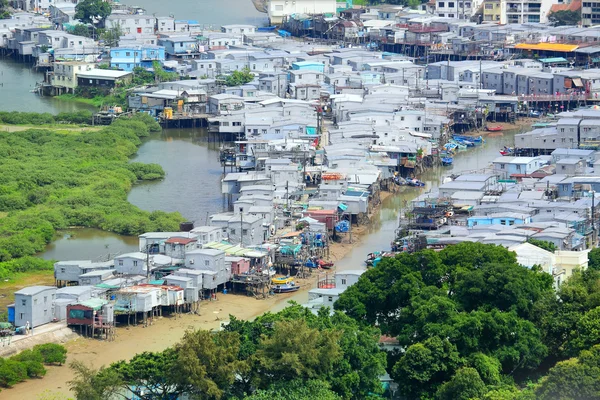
514,43 -> 579,52
549,0 -> 581,13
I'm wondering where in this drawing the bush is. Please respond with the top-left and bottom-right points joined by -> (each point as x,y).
34,344 -> 67,365
0,359 -> 28,387
22,361 -> 47,378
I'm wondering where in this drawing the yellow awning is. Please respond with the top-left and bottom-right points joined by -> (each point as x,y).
514,43 -> 579,52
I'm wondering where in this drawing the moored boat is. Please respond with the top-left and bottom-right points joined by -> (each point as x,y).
485,125 -> 503,132
441,157 -> 453,166
272,282 -> 300,293
272,276 -> 293,285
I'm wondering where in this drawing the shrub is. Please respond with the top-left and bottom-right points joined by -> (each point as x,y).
0,359 -> 28,387
34,344 -> 67,365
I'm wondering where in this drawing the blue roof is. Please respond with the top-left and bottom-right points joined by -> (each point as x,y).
539,57 -> 568,63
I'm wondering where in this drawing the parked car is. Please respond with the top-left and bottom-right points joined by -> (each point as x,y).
528,110 -> 540,118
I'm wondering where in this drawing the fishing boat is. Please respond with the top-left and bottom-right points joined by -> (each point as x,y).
449,140 -> 467,150
485,125 -> 503,132
272,282 -> 300,293
441,157 -> 454,166
272,276 -> 294,285
453,135 -> 483,144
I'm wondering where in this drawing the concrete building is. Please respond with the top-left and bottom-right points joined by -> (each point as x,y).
14,286 -> 57,328
505,0 -> 554,23
267,0 -> 337,24
482,0 -> 507,23
106,14 -> 156,36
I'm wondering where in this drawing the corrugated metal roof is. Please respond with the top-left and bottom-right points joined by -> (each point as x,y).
514,43 -> 578,52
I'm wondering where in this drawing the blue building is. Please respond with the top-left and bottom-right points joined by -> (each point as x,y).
110,46 -> 166,71
291,61 -> 325,73
157,36 -> 199,57
467,213 -> 532,227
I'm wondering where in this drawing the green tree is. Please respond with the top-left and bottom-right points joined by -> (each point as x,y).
109,349 -> 182,399
225,304 -> 386,399
68,360 -> 124,400
171,330 -> 243,399
74,0 -> 111,26
100,24 -> 122,47
34,344 -> 67,365
392,336 -> 463,398
224,67 -> 254,86
0,359 -> 28,387
526,238 -> 557,253
536,345 -> 600,399
244,379 -> 341,400
254,319 -> 342,386
70,24 -> 91,38
436,367 -> 487,400
588,247 -> 600,271
0,0 -> 10,19
548,10 -> 582,26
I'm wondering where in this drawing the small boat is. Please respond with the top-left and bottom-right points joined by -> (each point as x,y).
441,157 -> 453,166
449,140 -> 467,150
499,146 -> 514,156
453,135 -> 483,143
272,276 -> 294,285
272,282 -> 300,293
486,125 -> 503,132
318,259 -> 334,269
407,179 -> 425,187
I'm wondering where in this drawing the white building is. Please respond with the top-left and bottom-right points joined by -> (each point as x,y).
106,14 -> 156,36
267,0 -> 337,24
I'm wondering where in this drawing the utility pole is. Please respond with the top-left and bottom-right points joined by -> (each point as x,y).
239,207 -> 244,246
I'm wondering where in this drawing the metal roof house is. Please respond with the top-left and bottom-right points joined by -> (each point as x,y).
14,286 -> 57,328
54,260 -> 113,286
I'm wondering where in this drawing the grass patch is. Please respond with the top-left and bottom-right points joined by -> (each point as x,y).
0,270 -> 55,310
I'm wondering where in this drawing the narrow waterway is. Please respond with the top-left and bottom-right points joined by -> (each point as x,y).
0,57 -> 95,114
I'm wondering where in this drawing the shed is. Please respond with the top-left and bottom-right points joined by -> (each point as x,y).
164,275 -> 194,289
226,256 -> 250,275
14,286 -> 57,328
67,298 -> 110,326
78,269 -> 115,286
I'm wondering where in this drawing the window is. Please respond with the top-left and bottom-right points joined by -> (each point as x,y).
341,278 -> 347,285
146,19 -> 150,24
60,267 -> 65,273
126,52 -> 131,56
500,164 -> 505,169
21,299 -> 26,306
230,229 -> 236,234
328,296 -> 333,302
242,229 -> 248,235
400,116 -> 405,121
133,260 -> 138,267
501,219 -> 507,225
204,260 -> 210,266
509,220 -> 515,226
438,1 -> 445,6
118,259 -> 123,266
44,296 -> 47,303
449,2 -> 455,6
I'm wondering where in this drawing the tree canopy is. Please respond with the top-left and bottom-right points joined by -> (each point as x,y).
548,10 -> 582,26
70,304 -> 386,400
334,242 -> 580,398
74,0 -> 111,26
223,68 -> 255,87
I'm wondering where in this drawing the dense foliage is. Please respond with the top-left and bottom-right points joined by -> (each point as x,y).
548,10 -> 582,26
222,68 -> 255,87
74,0 -> 111,26
0,0 -> 10,19
0,344 -> 67,390
0,111 -> 93,125
335,242 -> 600,399
526,238 -> 556,252
0,113 -> 183,273
69,304 -> 386,399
